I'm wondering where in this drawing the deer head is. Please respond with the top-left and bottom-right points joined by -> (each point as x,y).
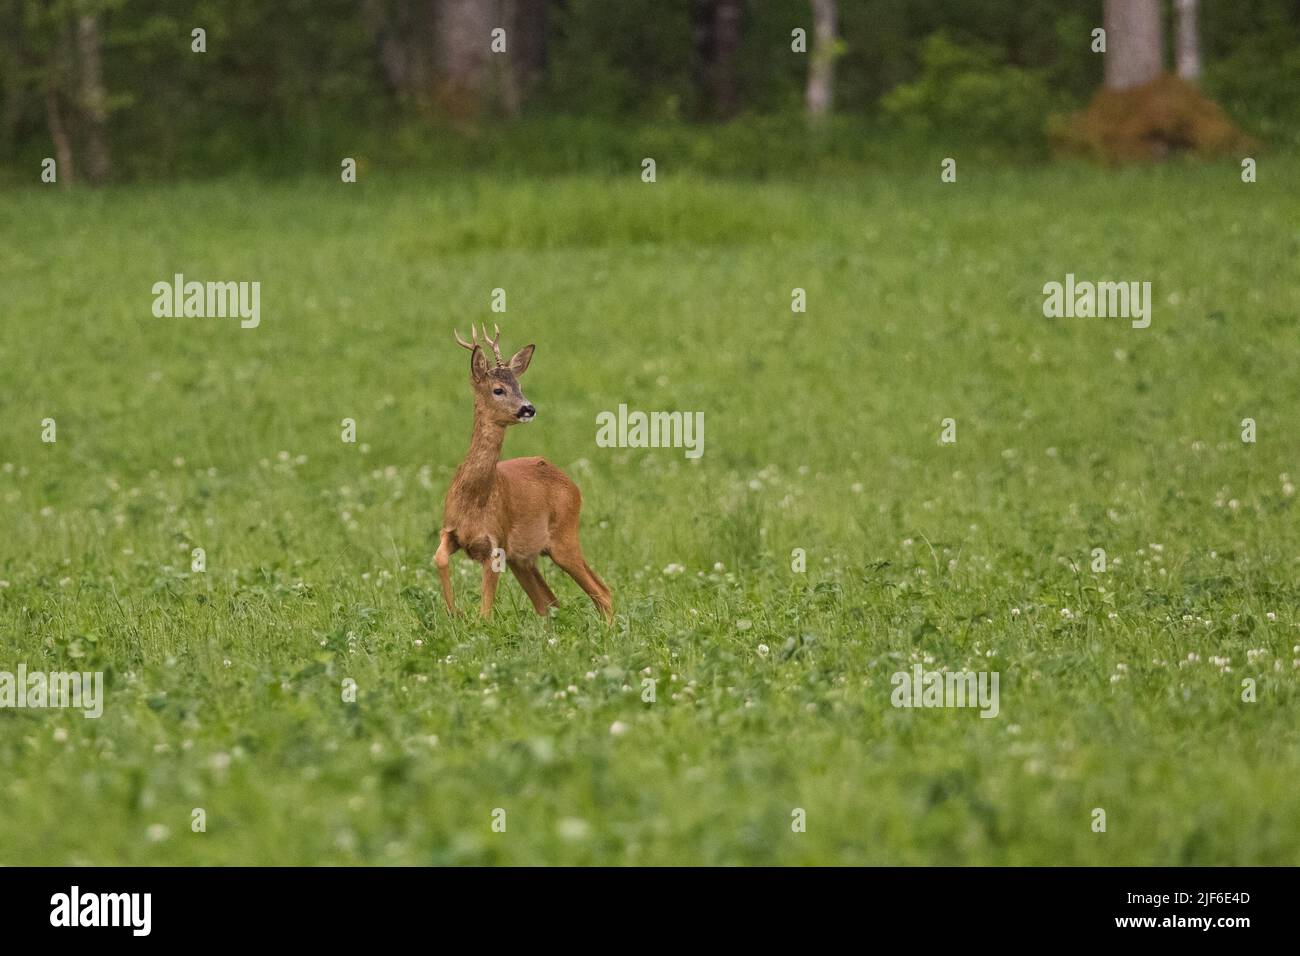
454,324 -> 537,426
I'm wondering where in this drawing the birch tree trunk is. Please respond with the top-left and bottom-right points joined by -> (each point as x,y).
1174,0 -> 1201,83
805,0 -> 836,121
1103,0 -> 1164,91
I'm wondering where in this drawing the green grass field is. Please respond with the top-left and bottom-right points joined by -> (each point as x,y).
2,160 -> 1298,865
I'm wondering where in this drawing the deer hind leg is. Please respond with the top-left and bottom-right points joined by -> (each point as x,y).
549,540 -> 613,623
508,557 -> 558,615
480,561 -> 501,619
435,530 -> 458,614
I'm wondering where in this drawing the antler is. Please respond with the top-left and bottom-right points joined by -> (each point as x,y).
453,326 -> 479,352
453,324 -> 504,365
481,323 -> 504,366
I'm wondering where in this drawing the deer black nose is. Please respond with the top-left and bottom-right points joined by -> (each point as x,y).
517,404 -> 536,420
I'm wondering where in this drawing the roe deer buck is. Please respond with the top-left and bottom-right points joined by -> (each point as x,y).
435,324 -> 613,622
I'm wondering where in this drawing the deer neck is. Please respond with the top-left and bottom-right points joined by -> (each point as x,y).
451,410 -> 506,509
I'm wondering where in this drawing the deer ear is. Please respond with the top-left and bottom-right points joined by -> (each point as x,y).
508,344 -> 535,377
470,345 -> 490,382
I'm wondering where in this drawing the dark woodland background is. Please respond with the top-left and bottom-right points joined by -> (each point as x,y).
2,0 -> 1297,183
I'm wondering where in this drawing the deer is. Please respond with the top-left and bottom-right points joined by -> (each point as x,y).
435,324 -> 613,623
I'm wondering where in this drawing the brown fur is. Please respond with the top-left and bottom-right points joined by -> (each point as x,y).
435,329 -> 612,622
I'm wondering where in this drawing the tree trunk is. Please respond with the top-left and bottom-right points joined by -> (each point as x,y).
1174,0 -> 1201,83
502,0 -> 548,116
437,0 -> 496,116
805,0 -> 836,121
44,85 -> 75,187
1,0 -> 22,155
76,14 -> 110,185
694,0 -> 742,118
1103,0 -> 1163,91
360,0 -> 411,95
359,0 -> 439,103
365,0 -> 543,116
44,26 -> 77,187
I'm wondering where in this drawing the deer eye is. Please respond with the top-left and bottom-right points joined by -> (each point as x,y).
492,387 -> 505,396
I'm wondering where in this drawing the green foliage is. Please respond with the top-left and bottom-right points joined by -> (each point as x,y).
881,33 -> 1057,150
3,0 -> 1300,180
541,0 -> 697,120
1204,44 -> 1300,147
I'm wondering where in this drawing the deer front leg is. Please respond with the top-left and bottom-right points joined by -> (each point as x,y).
435,530 -> 458,614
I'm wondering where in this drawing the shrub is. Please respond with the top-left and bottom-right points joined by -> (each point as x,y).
880,33 -> 1056,148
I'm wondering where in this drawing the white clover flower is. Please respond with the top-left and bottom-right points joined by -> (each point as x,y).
557,818 -> 591,841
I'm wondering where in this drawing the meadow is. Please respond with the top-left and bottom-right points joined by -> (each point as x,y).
1,158 -> 1298,864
